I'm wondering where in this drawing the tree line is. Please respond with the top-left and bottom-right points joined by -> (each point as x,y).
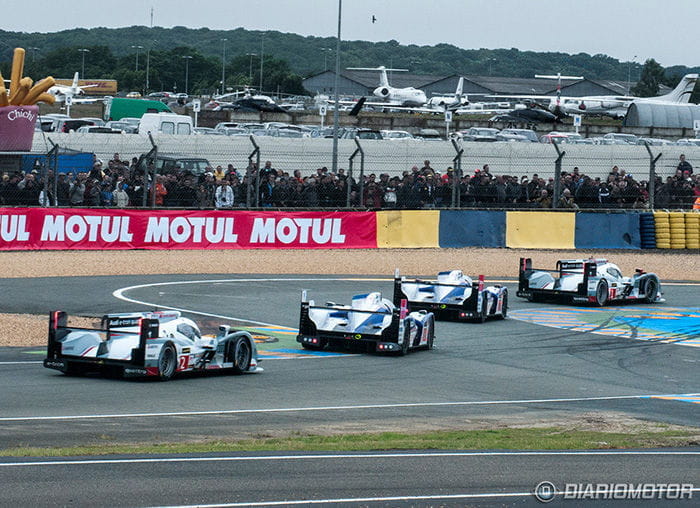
0,26 -> 698,99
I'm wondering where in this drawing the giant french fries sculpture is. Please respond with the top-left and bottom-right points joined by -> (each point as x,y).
0,47 -> 56,151
0,47 -> 56,106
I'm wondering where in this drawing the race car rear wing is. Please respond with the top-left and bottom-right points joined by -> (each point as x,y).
392,269 -> 483,313
518,257 -> 596,297
46,310 -> 160,367
297,291 -> 402,343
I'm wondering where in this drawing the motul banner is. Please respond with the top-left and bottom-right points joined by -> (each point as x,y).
0,208 -> 377,250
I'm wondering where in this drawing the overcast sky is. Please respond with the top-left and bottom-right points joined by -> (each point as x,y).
5,0 -> 698,67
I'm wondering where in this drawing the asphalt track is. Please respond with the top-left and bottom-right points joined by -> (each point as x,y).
0,274 -> 698,506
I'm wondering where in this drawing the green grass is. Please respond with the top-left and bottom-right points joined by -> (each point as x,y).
1,427 -> 697,458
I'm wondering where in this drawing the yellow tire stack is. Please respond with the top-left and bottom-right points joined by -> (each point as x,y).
654,211 -> 670,249
669,212 -> 686,249
685,212 -> 700,250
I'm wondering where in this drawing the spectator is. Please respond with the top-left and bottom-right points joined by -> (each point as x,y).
677,154 -> 693,176
114,182 -> 130,208
69,177 -> 86,207
215,180 -> 235,209
558,188 -> 578,209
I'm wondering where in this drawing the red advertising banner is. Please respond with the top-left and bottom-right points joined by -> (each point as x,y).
0,208 -> 378,250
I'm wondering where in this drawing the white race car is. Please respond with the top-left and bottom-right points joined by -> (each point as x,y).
297,291 -> 435,354
517,257 -> 664,306
394,269 -> 507,322
44,310 -> 261,380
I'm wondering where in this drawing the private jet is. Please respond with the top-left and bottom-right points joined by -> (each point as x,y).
48,72 -> 100,103
347,66 -> 427,108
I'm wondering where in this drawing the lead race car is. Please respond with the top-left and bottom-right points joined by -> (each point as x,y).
296,291 -> 435,354
516,257 -> 664,306
393,269 -> 507,322
44,310 -> 261,380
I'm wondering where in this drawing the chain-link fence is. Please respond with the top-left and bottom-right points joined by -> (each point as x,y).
1,132 -> 698,210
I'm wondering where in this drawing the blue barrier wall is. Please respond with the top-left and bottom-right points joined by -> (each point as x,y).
574,212 -> 641,249
439,210 -> 506,248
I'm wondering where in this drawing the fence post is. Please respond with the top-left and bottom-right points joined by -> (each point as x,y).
148,133 -> 158,208
347,138 -> 363,207
47,141 -> 59,208
643,141 -> 661,210
247,135 -> 260,208
552,140 -> 565,209
451,138 -> 464,208
353,137 -> 365,208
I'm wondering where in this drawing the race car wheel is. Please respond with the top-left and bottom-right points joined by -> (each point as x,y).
424,316 -> 435,350
643,278 -> 658,303
157,344 -> 177,381
399,326 -> 410,356
498,292 -> 508,320
230,337 -> 252,374
595,280 -> 609,307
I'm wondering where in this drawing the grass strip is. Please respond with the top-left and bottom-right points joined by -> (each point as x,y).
1,427 -> 698,457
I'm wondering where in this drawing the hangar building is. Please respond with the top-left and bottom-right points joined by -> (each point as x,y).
623,103 -> 700,128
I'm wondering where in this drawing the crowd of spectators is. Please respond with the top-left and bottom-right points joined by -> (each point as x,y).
1,153 -> 698,210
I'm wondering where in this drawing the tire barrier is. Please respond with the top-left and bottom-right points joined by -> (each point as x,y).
654,211 -> 671,249
669,211 -> 686,250
685,212 -> 699,250
639,213 -> 656,249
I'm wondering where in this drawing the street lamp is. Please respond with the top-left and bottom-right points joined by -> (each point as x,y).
182,55 -> 192,95
489,57 -> 497,76
145,40 -> 157,93
78,48 -> 90,79
627,55 -> 637,95
331,0 -> 342,174
131,45 -> 143,71
221,38 -> 227,94
28,47 -> 39,63
320,47 -> 332,71
246,53 -> 256,82
259,35 -> 264,91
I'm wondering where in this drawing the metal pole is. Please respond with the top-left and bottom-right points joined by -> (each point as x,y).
259,35 -> 264,91
356,136 -> 365,208
331,0 -> 342,174
221,38 -> 227,94
182,56 -> 192,95
451,138 -> 464,208
552,140 -> 565,209
643,141 -> 661,210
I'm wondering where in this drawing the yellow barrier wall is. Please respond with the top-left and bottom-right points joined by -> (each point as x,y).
376,210 -> 440,248
506,211 -> 575,249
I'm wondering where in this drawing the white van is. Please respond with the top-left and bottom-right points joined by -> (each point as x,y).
138,113 -> 193,135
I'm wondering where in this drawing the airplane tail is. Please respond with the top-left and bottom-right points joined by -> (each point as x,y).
455,77 -> 464,99
654,74 -> 698,103
378,67 -> 389,88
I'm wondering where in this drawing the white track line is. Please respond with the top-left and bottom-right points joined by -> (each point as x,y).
2,450 -> 699,467
1,393 -> 698,422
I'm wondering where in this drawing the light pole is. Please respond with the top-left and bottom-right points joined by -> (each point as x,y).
331,0 -> 342,174
259,35 -> 264,91
221,38 -> 227,94
131,45 -> 143,71
182,55 -> 192,95
28,47 -> 39,63
246,53 -> 256,83
321,47 -> 332,71
78,48 -> 89,79
488,58 -> 497,76
627,55 -> 637,95
145,40 -> 157,93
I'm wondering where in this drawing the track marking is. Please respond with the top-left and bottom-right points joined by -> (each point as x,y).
1,449 -> 699,467
1,393 -> 698,422
0,361 -> 43,365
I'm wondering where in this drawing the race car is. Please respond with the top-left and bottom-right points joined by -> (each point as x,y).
296,290 -> 435,354
393,269 -> 507,322
516,257 -> 664,306
44,310 -> 261,380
